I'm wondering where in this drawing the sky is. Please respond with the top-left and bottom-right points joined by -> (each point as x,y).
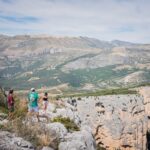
0,0 -> 150,43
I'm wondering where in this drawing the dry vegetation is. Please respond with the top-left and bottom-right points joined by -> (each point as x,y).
0,96 -> 59,149
2,118 -> 59,149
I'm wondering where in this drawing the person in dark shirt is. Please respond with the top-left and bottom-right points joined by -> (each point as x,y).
7,89 -> 15,112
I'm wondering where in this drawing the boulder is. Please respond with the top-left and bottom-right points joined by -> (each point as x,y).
0,131 -> 34,150
46,122 -> 68,140
0,119 -> 9,125
59,126 -> 96,150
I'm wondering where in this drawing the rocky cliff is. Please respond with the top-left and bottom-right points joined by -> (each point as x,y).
60,87 -> 150,149
0,87 -> 150,150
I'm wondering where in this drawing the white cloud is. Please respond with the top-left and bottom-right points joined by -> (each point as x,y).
0,0 -> 150,43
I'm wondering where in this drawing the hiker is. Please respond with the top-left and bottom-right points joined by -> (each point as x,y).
42,92 -> 48,113
7,89 -> 15,113
28,88 -> 40,122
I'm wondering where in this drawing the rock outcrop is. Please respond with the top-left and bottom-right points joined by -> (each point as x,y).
139,86 -> 150,117
61,88 -> 150,150
1,87 -> 150,150
59,127 -> 96,150
46,122 -> 68,140
0,131 -> 34,150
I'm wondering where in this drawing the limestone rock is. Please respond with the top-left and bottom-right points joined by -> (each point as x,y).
0,119 -> 9,125
0,113 -> 8,119
46,122 -> 68,140
42,146 -> 54,150
0,113 -> 8,125
59,126 -> 96,150
0,131 -> 34,150
71,94 -> 148,149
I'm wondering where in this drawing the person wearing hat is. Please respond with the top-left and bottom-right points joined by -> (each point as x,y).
28,88 -> 39,122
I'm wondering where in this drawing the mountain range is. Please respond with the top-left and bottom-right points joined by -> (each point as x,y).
0,34 -> 150,92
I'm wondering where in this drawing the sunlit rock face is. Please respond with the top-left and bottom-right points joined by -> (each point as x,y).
63,89 -> 150,150
139,87 -> 150,117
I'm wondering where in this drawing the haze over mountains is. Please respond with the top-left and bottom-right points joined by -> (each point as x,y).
0,34 -> 150,91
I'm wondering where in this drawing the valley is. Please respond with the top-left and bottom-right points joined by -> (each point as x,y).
0,35 -> 150,93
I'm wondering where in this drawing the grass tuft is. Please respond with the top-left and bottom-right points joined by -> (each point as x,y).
52,116 -> 79,132
97,145 -> 106,150
0,106 -> 9,114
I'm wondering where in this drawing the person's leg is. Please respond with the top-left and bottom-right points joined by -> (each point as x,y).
43,101 -> 46,112
27,106 -> 33,122
8,109 -> 12,120
44,101 -> 48,112
34,107 -> 40,122
8,105 -> 14,120
11,105 -> 14,112
44,102 -> 46,111
44,102 -> 48,122
45,101 -> 48,111
36,112 -> 40,122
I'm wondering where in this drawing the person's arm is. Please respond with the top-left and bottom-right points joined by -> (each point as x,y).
12,95 -> 14,104
39,96 -> 43,104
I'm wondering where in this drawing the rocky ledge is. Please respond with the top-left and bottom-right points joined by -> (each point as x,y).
59,87 -> 150,149
1,87 -> 150,150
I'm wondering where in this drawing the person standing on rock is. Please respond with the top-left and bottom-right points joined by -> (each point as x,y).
42,92 -> 48,113
7,89 -> 15,117
28,88 -> 40,122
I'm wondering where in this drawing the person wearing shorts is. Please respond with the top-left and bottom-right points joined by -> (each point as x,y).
28,105 -> 39,113
42,92 -> 48,113
28,88 -> 39,122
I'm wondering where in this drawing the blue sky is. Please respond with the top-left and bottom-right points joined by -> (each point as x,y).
0,0 -> 150,43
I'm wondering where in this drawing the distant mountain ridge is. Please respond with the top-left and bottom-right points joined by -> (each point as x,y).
0,35 -> 150,91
